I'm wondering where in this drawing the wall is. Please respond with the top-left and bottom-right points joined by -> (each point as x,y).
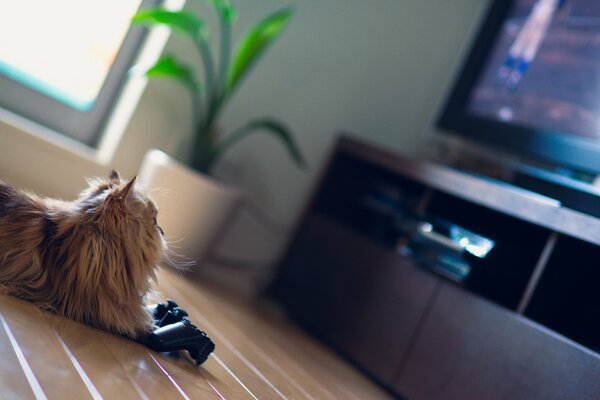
0,0 -> 489,266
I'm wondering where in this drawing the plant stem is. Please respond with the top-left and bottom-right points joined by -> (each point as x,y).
190,32 -> 219,172
194,34 -> 216,119
218,13 -> 231,98
191,124 -> 214,173
191,91 -> 202,127
210,121 -> 251,164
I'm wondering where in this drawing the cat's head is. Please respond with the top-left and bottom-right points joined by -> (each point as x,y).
76,170 -> 166,281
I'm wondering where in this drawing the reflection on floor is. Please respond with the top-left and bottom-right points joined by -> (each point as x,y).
0,267 -> 390,399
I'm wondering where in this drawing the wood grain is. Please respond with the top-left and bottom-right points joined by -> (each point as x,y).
0,267 -> 388,399
159,267 -> 392,400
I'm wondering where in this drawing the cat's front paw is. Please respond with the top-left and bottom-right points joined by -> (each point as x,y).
117,305 -> 156,341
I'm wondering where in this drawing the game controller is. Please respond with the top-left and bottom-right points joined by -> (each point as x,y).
144,299 -> 215,365
149,299 -> 189,327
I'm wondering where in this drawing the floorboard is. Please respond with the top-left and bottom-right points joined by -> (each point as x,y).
0,268 -> 392,399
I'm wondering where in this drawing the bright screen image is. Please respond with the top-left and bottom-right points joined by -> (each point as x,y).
468,0 -> 600,140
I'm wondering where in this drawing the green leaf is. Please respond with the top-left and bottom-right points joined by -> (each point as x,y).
205,0 -> 237,22
221,6 -> 238,23
215,118 -> 306,169
143,55 -> 200,93
227,7 -> 293,93
132,9 -> 205,39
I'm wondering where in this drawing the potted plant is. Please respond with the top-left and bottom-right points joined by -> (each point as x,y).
132,0 -> 305,263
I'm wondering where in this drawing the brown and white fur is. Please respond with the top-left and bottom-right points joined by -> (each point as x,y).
0,171 -> 165,339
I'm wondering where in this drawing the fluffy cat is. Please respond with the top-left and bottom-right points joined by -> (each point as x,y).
0,171 -> 165,339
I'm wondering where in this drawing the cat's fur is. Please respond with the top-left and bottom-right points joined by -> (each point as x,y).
0,171 -> 165,339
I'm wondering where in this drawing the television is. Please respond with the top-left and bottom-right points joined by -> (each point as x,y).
438,0 -> 600,175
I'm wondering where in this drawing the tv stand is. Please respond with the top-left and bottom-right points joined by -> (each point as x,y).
271,134 -> 600,399
511,164 -> 600,217
431,139 -> 600,218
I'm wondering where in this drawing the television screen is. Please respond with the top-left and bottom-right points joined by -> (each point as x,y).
439,0 -> 600,174
469,0 -> 600,140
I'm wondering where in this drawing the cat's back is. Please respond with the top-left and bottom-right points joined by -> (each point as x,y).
0,181 -> 51,269
0,181 -> 56,298
0,180 -> 43,217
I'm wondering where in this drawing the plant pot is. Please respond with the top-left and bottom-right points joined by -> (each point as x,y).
138,149 -> 241,266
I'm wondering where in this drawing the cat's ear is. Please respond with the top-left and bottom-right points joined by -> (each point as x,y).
109,170 -> 121,184
118,176 -> 137,200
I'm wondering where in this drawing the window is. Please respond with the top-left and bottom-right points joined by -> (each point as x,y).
0,0 -> 159,145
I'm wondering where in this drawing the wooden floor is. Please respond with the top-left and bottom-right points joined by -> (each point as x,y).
0,267 -> 391,399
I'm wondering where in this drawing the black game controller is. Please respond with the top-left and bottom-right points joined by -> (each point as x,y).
144,299 -> 215,365
148,299 -> 189,327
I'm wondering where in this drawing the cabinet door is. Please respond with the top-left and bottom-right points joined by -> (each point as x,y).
274,214 -> 440,386
396,282 -> 600,400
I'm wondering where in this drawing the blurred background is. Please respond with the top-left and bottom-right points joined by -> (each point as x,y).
0,0 -> 487,268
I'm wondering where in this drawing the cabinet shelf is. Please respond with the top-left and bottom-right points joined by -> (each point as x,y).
424,190 -> 551,310
526,236 -> 600,352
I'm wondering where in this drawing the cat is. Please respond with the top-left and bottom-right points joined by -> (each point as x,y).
0,171 -> 166,339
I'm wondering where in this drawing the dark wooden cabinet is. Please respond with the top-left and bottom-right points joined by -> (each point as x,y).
278,213 -> 440,384
396,283 -> 600,400
270,135 -> 600,398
